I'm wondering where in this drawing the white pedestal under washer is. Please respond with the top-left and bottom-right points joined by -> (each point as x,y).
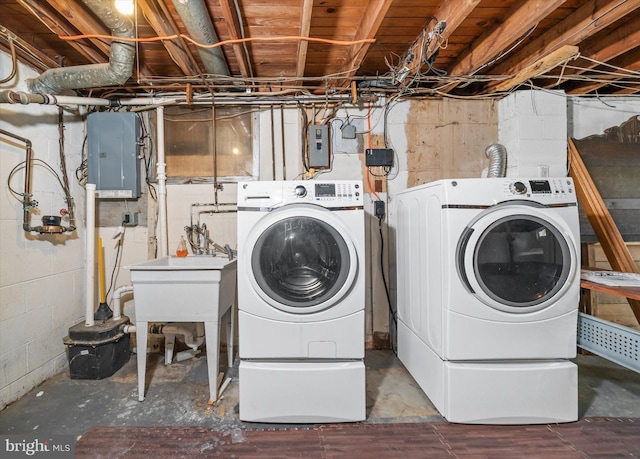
395,177 -> 580,424
237,180 -> 365,423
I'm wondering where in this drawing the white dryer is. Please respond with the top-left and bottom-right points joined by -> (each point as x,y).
237,180 -> 365,423
395,178 -> 580,424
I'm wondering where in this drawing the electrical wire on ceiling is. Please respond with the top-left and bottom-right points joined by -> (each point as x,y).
58,33 -> 376,49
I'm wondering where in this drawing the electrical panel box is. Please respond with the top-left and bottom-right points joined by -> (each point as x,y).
308,124 -> 330,168
365,148 -> 394,167
88,112 -> 141,199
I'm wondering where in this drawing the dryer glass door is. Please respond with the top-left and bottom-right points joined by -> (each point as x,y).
251,215 -> 351,310
459,209 -> 574,312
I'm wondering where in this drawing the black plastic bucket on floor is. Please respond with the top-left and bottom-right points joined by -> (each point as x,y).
63,317 -> 131,380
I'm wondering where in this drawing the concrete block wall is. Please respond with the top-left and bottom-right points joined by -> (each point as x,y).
0,52 -> 86,409
499,90 -> 568,177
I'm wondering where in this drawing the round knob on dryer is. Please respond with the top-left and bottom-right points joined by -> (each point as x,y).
511,181 -> 527,194
295,185 -> 307,197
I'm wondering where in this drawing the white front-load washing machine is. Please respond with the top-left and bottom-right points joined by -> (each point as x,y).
237,180 -> 365,423
394,177 -> 580,424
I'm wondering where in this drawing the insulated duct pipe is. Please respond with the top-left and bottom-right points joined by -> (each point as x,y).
25,0 -> 135,94
485,143 -> 508,178
171,0 -> 231,77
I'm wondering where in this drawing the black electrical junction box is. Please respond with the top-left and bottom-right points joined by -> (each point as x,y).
365,148 -> 394,167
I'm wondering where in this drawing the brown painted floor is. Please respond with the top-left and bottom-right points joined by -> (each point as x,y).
74,418 -> 640,458
2,350 -> 640,456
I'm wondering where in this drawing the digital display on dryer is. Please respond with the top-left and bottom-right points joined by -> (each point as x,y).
529,180 -> 551,193
315,183 -> 336,197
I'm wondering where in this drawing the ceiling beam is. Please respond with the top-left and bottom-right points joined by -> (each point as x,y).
45,0 -> 111,57
219,0 -> 252,79
395,0 -> 480,88
544,14 -> 640,88
565,50 -> 640,94
295,0 -> 313,81
138,0 -> 202,76
337,0 -> 393,89
0,25 -> 60,71
485,0 -> 640,93
438,0 -> 565,93
17,0 -> 105,64
495,45 -> 579,91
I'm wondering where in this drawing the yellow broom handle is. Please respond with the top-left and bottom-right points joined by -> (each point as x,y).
98,237 -> 106,303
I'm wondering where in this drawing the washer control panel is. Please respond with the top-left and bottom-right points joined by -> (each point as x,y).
238,180 -> 363,208
286,181 -> 361,203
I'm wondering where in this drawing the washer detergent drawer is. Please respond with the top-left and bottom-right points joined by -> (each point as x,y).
239,360 -> 366,423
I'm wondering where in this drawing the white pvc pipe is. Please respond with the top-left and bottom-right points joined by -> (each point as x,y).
85,184 -> 96,327
156,106 -> 168,257
161,323 -> 205,350
112,285 -> 133,320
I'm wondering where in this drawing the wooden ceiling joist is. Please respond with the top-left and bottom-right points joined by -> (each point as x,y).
0,25 -> 59,71
337,0 -> 393,89
45,0 -> 111,57
566,50 -> 640,95
396,0 -> 481,88
17,0 -> 105,64
440,0 -> 565,93
295,0 -> 313,80
219,0 -> 252,80
545,14 -> 640,88
486,0 -> 640,93
138,0 -> 202,77
495,45 -> 579,92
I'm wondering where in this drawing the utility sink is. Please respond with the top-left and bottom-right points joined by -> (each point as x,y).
129,255 -> 237,402
134,255 -> 235,270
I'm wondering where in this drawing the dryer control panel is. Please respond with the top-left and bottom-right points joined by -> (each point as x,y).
505,178 -> 574,198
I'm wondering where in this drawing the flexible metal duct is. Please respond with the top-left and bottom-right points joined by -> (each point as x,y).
485,143 -> 508,178
26,0 -> 135,94
172,0 -> 231,77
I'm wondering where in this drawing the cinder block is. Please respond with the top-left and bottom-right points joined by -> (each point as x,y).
0,347 -> 28,387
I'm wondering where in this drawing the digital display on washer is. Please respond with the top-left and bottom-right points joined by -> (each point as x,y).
529,180 -> 551,194
315,183 -> 336,197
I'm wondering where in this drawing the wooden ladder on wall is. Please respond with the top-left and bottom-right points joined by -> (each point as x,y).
568,138 -> 640,322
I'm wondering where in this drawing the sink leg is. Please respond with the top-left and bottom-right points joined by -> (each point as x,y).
136,321 -> 148,402
226,304 -> 235,368
204,321 -> 219,403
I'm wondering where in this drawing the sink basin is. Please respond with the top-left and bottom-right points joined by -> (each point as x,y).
130,255 -> 235,270
128,256 -> 237,322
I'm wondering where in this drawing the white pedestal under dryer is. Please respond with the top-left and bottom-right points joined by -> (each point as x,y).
237,180 -> 366,423
395,177 -> 580,424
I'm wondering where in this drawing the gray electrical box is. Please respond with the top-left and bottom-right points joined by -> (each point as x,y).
308,124 -> 330,168
88,112 -> 141,199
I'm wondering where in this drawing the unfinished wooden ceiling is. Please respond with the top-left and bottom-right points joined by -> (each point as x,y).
1,0 -> 639,98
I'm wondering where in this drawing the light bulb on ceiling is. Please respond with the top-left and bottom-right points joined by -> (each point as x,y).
115,0 -> 134,15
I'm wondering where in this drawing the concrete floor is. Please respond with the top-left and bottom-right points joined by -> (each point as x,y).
1,350 -> 640,438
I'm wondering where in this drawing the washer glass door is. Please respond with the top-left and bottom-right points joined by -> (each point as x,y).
458,204 -> 575,312
251,214 -> 352,311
